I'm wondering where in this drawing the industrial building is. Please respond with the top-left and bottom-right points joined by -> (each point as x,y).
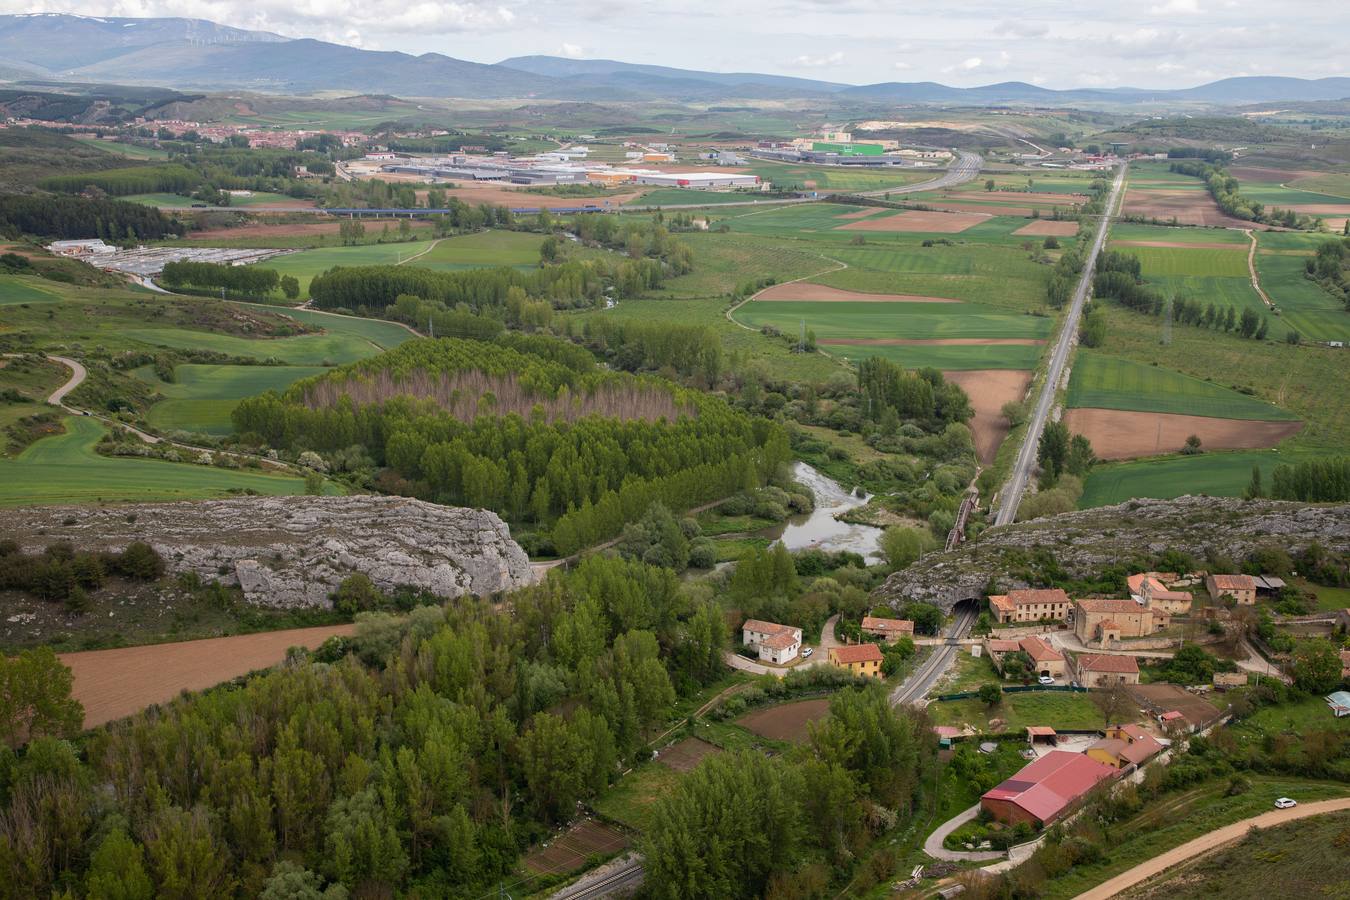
981,751 -> 1117,828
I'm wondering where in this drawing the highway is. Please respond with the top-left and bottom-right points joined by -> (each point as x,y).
889,604 -> 978,706
853,150 -> 984,198
992,162 -> 1129,527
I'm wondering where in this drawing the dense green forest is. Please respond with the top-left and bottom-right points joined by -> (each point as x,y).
0,193 -> 182,241
232,337 -> 789,554
38,163 -> 202,197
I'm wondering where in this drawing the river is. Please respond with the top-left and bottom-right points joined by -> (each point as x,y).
772,461 -> 885,563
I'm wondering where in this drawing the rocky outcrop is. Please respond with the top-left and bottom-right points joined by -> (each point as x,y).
8,496 -> 534,608
875,496 -> 1350,613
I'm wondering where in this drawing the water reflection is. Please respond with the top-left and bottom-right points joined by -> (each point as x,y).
772,461 -> 885,563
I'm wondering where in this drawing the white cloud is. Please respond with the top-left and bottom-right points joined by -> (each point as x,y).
892,60 -> 912,71
560,42 -> 584,58
1156,61 -> 1185,73
1149,0 -> 1201,13
793,50 -> 845,67
942,56 -> 981,73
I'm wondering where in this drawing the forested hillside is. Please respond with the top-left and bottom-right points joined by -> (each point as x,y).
233,337 -> 788,554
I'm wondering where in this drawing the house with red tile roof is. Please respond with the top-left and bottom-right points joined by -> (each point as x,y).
1071,652 -> 1140,688
1128,572 -> 1193,615
741,619 -> 802,665
1205,574 -> 1256,605
1073,598 -> 1168,647
1019,635 -> 1066,679
988,588 -> 1073,624
828,643 -> 884,678
1087,724 -> 1164,769
860,616 -> 914,643
981,750 -> 1118,828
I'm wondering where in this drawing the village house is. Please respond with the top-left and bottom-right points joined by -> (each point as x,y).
860,616 -> 914,643
828,643 -> 884,678
988,588 -> 1073,624
1074,598 -> 1169,647
980,750 -> 1117,828
741,619 -> 802,665
1128,572 -> 1193,616
1020,635 -> 1067,679
1071,653 -> 1140,688
1086,724 -> 1164,770
1206,574 -> 1257,605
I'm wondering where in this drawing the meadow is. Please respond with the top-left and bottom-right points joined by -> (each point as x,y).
1121,245 -> 1250,278
1253,252 -> 1350,343
412,230 -> 542,270
652,231 -> 839,299
1147,274 -> 1265,316
738,300 -> 1054,341
1066,352 -> 1297,420
1079,449 -> 1310,507
70,136 -> 171,160
0,277 -> 61,304
1287,172 -> 1350,199
256,240 -> 438,299
135,364 -> 327,435
0,415 -> 312,506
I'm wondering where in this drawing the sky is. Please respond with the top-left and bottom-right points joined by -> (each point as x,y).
6,0 -> 1348,89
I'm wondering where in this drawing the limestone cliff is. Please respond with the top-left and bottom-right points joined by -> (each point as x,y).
875,496 -> 1350,613
8,496 -> 535,608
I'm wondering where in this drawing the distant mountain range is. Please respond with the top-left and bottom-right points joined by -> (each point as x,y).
2,14 -> 1348,106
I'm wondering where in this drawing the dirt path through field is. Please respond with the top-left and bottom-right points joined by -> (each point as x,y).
1062,408 -> 1302,460
943,369 -> 1032,464
1073,797 -> 1350,900
1244,229 -> 1273,308
61,624 -> 356,728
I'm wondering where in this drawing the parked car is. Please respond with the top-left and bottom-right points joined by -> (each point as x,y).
801,647 -> 814,658
1274,798 -> 1298,809
1038,675 -> 1055,685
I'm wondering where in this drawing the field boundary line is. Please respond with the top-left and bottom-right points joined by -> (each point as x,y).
394,237 -> 443,266
1243,228 -> 1273,308
725,254 -> 849,331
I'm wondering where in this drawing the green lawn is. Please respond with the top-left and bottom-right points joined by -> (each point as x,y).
1066,352 -> 1298,420
252,241 -> 436,299
1079,449 -> 1325,507
0,415 -> 312,506
927,690 -> 1102,731
135,364 -> 327,435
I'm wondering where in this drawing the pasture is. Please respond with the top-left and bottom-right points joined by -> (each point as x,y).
1121,245 -> 1250,278
256,240 -> 438,299
1080,450 -> 1325,508
117,323 -> 390,367
0,415 -> 311,506
1253,253 -> 1350,343
1066,352 -> 1297,420
135,364 -> 327,435
0,277 -> 60,304
412,230 -> 542,270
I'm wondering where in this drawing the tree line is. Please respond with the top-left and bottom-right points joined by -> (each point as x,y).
0,193 -> 182,241
1093,250 -> 1270,339
1268,456 -> 1350,502
564,316 -> 724,384
0,555 -> 736,898
1306,237 -> 1350,310
857,357 -> 973,430
160,260 -> 298,300
1169,160 -> 1317,229
38,163 -> 201,197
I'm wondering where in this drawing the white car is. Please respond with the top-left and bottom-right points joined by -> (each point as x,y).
1274,798 -> 1298,809
1038,675 -> 1055,685
801,647 -> 814,658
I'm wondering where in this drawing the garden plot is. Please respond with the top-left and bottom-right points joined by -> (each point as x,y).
735,698 -> 830,743
656,737 -> 723,773
523,819 -> 629,875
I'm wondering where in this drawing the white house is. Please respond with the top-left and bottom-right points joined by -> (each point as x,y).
742,619 -> 802,665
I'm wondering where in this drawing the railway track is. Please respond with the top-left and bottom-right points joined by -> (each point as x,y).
889,606 -> 978,707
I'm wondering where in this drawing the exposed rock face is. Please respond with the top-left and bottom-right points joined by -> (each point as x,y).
8,496 -> 535,608
875,496 -> 1350,613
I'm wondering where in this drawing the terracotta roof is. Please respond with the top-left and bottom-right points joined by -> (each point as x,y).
1077,598 -> 1146,614
1092,727 -> 1163,765
1151,589 -> 1191,602
1026,726 -> 1057,736
862,616 -> 914,634
1159,710 -> 1185,721
988,595 -> 1013,612
982,751 -> 1117,824
988,639 -> 1021,653
1076,653 -> 1139,674
1128,572 -> 1178,594
1019,636 -> 1064,663
742,619 -> 795,637
1209,574 -> 1255,591
760,630 -> 799,650
830,643 -> 884,664
1006,588 -> 1071,606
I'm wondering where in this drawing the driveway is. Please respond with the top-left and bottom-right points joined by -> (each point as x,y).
923,804 -> 1004,862
1072,796 -> 1350,899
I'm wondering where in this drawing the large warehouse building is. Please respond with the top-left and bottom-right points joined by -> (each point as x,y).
981,751 -> 1117,828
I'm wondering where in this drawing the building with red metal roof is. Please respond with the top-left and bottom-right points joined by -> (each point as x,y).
981,750 -> 1118,827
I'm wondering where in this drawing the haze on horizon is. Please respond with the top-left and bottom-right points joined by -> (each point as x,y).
4,0 -> 1347,91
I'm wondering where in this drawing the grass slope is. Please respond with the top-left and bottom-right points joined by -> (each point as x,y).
257,240 -> 437,299
136,364 -> 327,435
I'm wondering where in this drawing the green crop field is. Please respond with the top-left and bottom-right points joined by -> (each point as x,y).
1123,245 -> 1250,277
1147,275 -> 1266,316
1234,181 -> 1350,208
1254,253 -> 1350,343
738,300 -> 1054,341
738,163 -> 932,192
656,232 -> 835,298
254,240 -> 437,298
825,342 -> 1044,371
118,324 -> 382,367
71,136 -> 171,160
124,192 -> 305,209
627,189 -> 762,207
1066,352 -> 1297,420
258,306 -> 416,350
0,277 -> 61,304
412,230 -> 542,270
1254,231 -> 1336,252
0,416 -> 313,506
135,364 -> 327,435
1079,449 -> 1314,507
1288,172 -> 1350,199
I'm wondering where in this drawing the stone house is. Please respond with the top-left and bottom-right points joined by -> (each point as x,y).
860,616 -> 914,643
1074,598 -> 1168,647
988,588 -> 1073,624
1071,653 -> 1140,688
1205,574 -> 1257,605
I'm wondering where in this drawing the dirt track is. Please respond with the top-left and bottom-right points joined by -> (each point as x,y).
61,624 -> 356,728
1062,408 -> 1302,460
838,210 -> 989,233
756,283 -> 959,303
944,369 -> 1032,464
1073,797 -> 1350,900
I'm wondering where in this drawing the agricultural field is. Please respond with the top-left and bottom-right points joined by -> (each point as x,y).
0,275 -> 63,304
737,162 -> 932,192
1253,249 -> 1350,343
0,415 -> 313,506
1286,171 -> 1350,199
1079,449 -> 1321,507
626,189 -> 763,207
253,239 -> 438,299
123,191 -> 311,209
653,230 -> 834,298
1066,352 -> 1298,420
1116,245 -> 1250,278
134,363 -> 327,435
69,136 -> 172,160
411,229 -> 542,270
116,323 -> 389,367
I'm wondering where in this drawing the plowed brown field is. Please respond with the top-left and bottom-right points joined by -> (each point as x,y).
1013,220 -> 1081,236
1062,409 -> 1303,460
943,369 -> 1033,464
837,210 -> 989,233
61,624 -> 356,728
736,698 -> 830,743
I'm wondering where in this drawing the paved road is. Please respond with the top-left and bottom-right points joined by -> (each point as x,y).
1072,796 -> 1350,899
43,354 -> 86,406
993,162 -> 1128,527
924,804 -> 1005,862
890,605 -> 978,706
853,150 -> 984,198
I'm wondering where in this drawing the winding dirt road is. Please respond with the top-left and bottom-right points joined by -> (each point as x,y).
1072,796 -> 1350,899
